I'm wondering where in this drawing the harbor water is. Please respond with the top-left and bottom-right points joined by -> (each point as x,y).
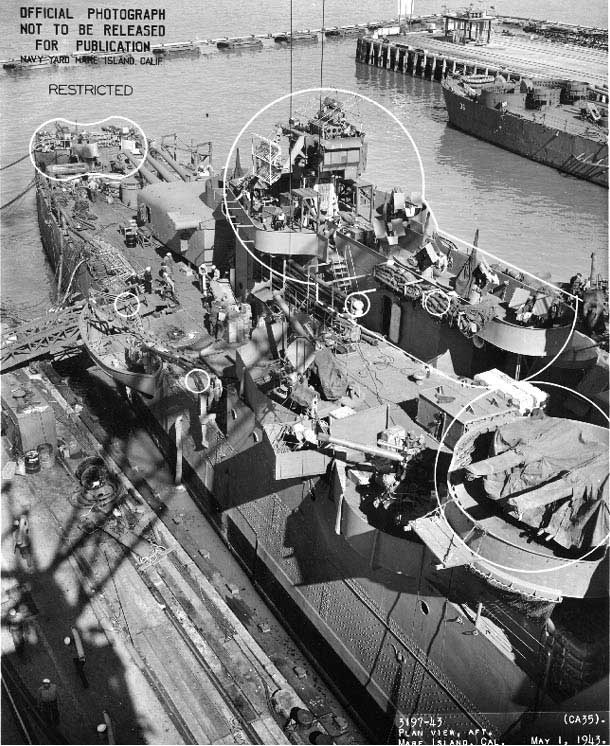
1,0 -> 607,323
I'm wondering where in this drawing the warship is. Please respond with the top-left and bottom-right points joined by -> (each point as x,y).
442,73 -> 609,187
26,100 -> 609,743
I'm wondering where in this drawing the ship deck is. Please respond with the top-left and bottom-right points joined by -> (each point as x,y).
54,176 -> 468,464
48,181 -> 217,351
443,78 -> 608,143
504,103 -> 607,142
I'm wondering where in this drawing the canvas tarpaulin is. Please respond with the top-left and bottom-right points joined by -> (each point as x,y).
465,417 -> 609,550
313,348 -> 348,401
454,248 -> 478,298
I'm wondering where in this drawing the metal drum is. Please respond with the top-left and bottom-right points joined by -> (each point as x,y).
24,450 -> 40,474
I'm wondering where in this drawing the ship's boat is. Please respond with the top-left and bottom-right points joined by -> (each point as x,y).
325,26 -> 366,38
151,43 -> 201,57
3,57 -> 57,71
78,302 -> 164,397
274,31 -> 319,44
441,74 -> 609,187
217,37 -> 263,50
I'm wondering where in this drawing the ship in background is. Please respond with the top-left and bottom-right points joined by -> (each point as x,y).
442,73 -> 608,187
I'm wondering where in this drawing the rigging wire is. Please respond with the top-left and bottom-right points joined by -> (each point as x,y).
286,0 -> 294,275
289,0 -> 293,122
319,0 -> 326,106
0,179 -> 35,210
0,152 -> 30,171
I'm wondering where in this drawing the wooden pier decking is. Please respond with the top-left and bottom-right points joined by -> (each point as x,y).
356,32 -> 609,100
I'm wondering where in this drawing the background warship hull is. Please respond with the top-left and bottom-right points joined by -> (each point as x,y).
442,84 -> 609,188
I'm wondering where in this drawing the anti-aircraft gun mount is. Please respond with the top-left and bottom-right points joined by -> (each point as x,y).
317,427 -> 428,505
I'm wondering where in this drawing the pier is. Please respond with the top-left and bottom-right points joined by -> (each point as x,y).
356,32 -> 609,101
1,358 -> 365,744
4,11 -> 608,85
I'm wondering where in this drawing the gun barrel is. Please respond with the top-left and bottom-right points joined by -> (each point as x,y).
318,433 -> 403,462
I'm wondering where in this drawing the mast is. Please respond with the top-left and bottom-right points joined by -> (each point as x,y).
398,0 -> 414,28
589,251 -> 598,287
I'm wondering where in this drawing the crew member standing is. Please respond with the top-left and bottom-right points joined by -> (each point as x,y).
211,375 -> 223,405
37,678 -> 59,725
142,266 -> 153,294
215,309 -> 226,341
198,262 -> 208,294
86,177 -> 98,203
8,608 -> 25,656
569,272 -> 583,296
159,262 -> 177,300
164,252 -> 175,272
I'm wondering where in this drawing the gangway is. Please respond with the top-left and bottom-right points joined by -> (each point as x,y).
0,305 -> 84,372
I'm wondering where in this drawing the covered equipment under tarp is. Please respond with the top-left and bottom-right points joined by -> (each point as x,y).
465,417 -> 609,550
454,247 -> 478,298
312,348 -> 348,401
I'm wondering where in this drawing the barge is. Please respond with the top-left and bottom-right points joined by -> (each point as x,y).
442,74 -> 609,187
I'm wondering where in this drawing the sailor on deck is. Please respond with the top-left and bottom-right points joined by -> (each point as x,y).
215,308 -> 227,340
37,678 -> 59,725
158,262 -> 177,302
142,266 -> 153,294
86,177 -> 98,203
198,263 -> 208,293
8,608 -> 25,656
569,272 -> 584,296
272,210 -> 286,231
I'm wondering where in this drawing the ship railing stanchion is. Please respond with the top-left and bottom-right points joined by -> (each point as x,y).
474,601 -> 483,630
174,413 -> 183,486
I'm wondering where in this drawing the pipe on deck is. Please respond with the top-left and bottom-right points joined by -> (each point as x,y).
121,151 -> 159,183
155,147 -> 191,181
145,152 -> 180,183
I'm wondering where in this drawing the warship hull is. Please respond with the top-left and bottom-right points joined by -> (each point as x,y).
442,83 -> 609,188
36,177 -> 93,300
132,385 -> 608,744
31,120 -> 608,744
133,397 -> 521,738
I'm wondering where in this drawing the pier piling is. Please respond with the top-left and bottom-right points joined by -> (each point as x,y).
355,33 -> 607,89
